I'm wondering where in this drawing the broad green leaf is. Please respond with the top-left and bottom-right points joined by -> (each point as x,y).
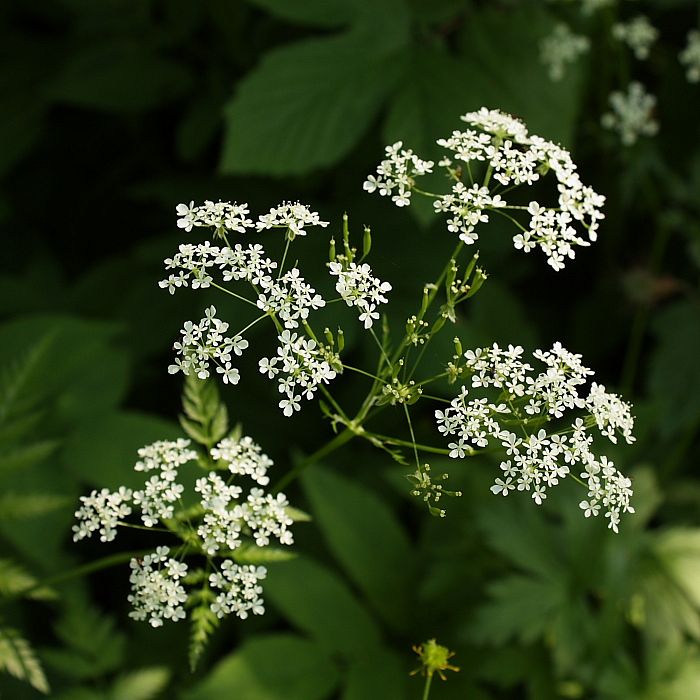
183,634 -> 339,700
221,19 -> 409,176
301,466 -> 415,630
647,300 -> 700,437
456,6 -> 585,147
231,544 -> 297,564
0,441 -> 60,476
243,0 -> 367,27
111,667 -> 170,700
0,625 -> 49,694
469,575 -> 567,645
652,529 -> 700,609
49,41 -> 192,113
264,556 -> 381,658
63,411 -> 181,490
341,649 -> 407,700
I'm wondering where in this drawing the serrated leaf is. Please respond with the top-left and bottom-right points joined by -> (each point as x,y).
469,575 -> 567,646
183,634 -> 340,700
179,415 -> 211,446
0,492 -> 69,521
0,559 -> 56,601
0,624 -> 49,693
210,404 -> 229,444
189,597 -> 220,672
221,21 -> 408,176
264,557 -> 381,658
301,465 -> 415,631
111,667 -> 170,700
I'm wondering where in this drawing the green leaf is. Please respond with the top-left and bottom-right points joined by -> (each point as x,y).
456,5 -> 585,147
647,300 -> 700,437
62,411 -> 181,490
111,667 -> 170,700
188,598 -> 220,672
0,441 -> 60,477
264,557 -> 381,658
0,559 -> 56,601
183,634 -> 340,700
0,492 -> 69,521
301,466 -> 415,630
49,41 -> 192,114
341,649 -> 407,700
470,575 -> 567,646
43,605 -> 125,680
243,0 -> 364,27
221,18 -> 408,176
231,544 -> 297,565
0,624 -> 49,694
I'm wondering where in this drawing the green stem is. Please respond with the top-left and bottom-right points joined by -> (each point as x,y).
366,431 -> 454,456
211,282 -> 258,308
422,673 -> 433,700
273,427 -> 357,492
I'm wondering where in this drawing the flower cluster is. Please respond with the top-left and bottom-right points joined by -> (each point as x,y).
73,434 -> 295,627
176,200 -> 253,235
128,547 -> 188,627
259,330 -> 339,416
168,306 -> 248,385
363,141 -> 434,207
255,201 -> 329,239
328,257 -> 392,328
366,109 -> 605,271
436,343 -> 635,531
256,269 -> 325,329
612,16 -> 658,60
680,30 -> 700,83
540,23 -> 590,80
210,562 -> 267,619
602,82 -> 659,145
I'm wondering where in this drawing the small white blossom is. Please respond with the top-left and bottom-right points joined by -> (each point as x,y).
680,30 -> 700,83
259,330 -> 339,416
437,343 -> 635,531
168,306 -> 247,382
128,547 -> 188,627
328,257 -> 392,329
256,202 -> 328,239
256,268 -> 325,329
209,562 -> 267,619
601,82 -> 658,145
72,487 -> 133,542
211,436 -> 274,486
540,23 -> 590,81
363,141 -> 434,207
176,200 -> 253,235
612,16 -> 658,60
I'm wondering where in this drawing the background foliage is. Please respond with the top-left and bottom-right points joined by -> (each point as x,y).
1,0 -> 700,697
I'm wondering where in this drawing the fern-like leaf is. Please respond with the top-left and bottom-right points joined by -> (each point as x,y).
0,623 -> 50,693
188,587 -> 219,671
179,375 -> 229,449
0,333 -> 54,427
0,492 -> 68,521
0,559 -> 55,601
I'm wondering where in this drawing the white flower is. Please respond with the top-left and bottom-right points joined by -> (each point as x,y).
680,30 -> 700,83
256,268 -> 325,329
209,563 -> 267,619
72,487 -> 133,542
211,436 -> 274,486
328,258 -> 391,329
169,306 -> 246,381
612,16 -> 658,60
363,141 -> 434,208
255,202 -> 328,239
437,342 -> 635,532
540,23 -> 590,81
175,200 -> 253,235
128,548 -> 188,628
601,82 -> 658,145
